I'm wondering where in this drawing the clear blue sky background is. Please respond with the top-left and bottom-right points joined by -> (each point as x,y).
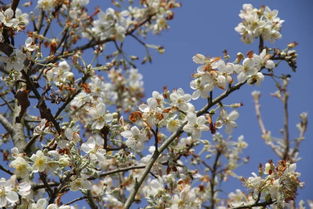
132,0 -> 313,203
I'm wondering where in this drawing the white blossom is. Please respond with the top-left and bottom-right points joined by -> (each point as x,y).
29,198 -> 48,209
30,150 -> 49,172
121,126 -> 147,152
88,103 -> 113,130
9,157 -> 31,178
183,114 -> 209,139
170,88 -> 191,112
216,109 -> 239,134
0,178 -> 19,207
0,49 -> 26,71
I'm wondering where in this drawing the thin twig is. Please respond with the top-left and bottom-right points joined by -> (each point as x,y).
282,84 -> 290,160
11,0 -> 20,14
86,191 -> 98,209
23,135 -> 40,154
291,113 -> 308,160
232,199 -> 275,209
0,164 -> 13,175
65,196 -> 87,205
32,182 -> 59,190
88,165 -> 146,180
252,92 -> 281,157
209,149 -> 222,209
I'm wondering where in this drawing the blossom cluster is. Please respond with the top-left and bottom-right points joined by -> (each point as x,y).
223,161 -> 303,209
191,48 -> 275,100
0,7 -> 28,43
45,60 -> 74,88
235,4 -> 284,44
69,68 -> 144,129
81,0 -> 180,42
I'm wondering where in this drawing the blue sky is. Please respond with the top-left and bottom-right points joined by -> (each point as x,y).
136,0 -> 313,202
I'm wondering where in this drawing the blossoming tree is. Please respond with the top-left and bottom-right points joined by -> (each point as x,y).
0,0 -> 310,208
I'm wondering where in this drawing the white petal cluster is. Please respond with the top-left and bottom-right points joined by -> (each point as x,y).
244,161 -> 303,208
69,177 -> 91,191
0,8 -> 28,42
88,103 -> 113,130
0,2 -> 304,209
84,8 -> 132,41
191,56 -> 235,99
45,60 -> 74,87
170,88 -> 192,112
216,109 -> 239,134
71,0 -> 89,7
37,0 -> 57,10
0,176 -> 31,208
81,134 -> 106,163
0,178 -> 19,207
142,178 -> 165,197
235,4 -> 284,44
29,198 -> 48,209
9,156 -> 31,178
30,150 -> 49,172
225,189 -> 255,208
88,76 -> 118,104
0,49 -> 26,72
121,126 -> 148,152
191,49 -> 275,99
70,68 -> 143,127
47,204 -> 76,209
183,113 -> 210,139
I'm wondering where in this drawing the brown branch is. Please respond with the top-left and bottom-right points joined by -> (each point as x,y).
232,199 -> 275,209
10,0 -> 20,14
23,135 -> 40,155
21,70 -> 61,133
86,191 -> 98,209
48,172 -> 73,204
0,164 -> 13,175
32,182 -> 59,190
39,172 -> 54,198
35,10 -> 45,34
259,36 -> 264,54
64,196 -> 87,205
88,165 -> 145,181
209,149 -> 222,209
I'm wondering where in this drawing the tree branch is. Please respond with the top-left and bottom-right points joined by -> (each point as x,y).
0,164 -> 13,175
10,0 -> 20,14
64,196 -> 87,205
209,149 -> 222,209
252,92 -> 282,157
282,83 -> 290,161
88,165 -> 146,181
232,199 -> 275,209
0,113 -> 14,134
